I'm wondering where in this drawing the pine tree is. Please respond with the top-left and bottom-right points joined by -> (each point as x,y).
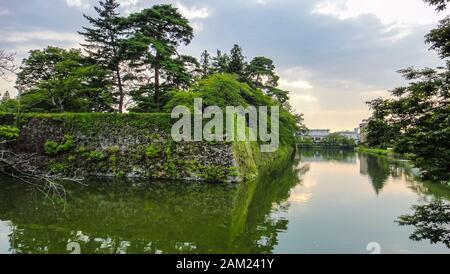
228,44 -> 246,75
124,4 -> 194,112
79,0 -> 125,112
199,50 -> 212,78
212,50 -> 229,74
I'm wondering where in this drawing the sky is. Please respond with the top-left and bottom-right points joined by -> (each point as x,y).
0,0 -> 446,131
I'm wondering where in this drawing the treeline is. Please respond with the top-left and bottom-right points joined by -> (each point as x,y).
364,0 -> 450,182
298,134 -> 356,148
0,0 -> 294,116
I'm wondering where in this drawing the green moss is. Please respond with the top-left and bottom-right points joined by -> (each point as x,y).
145,144 -> 162,158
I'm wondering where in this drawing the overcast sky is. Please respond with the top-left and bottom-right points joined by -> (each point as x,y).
0,0 -> 446,130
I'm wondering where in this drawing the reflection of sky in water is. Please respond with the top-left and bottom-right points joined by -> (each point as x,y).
271,153 -> 450,254
0,221 -> 11,254
0,151 -> 448,254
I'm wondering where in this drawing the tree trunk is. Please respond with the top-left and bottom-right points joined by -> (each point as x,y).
116,68 -> 124,113
154,65 -> 160,112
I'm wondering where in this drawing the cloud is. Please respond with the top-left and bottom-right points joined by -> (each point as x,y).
0,29 -> 82,44
175,2 -> 210,20
279,79 -> 313,90
65,0 -> 90,8
0,0 -> 444,130
312,0 -> 442,26
0,7 -> 10,16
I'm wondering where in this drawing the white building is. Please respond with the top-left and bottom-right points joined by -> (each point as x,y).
335,128 -> 360,143
301,129 -> 331,142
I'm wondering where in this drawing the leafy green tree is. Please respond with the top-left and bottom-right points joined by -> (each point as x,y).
426,16 -> 450,59
364,98 -> 399,148
365,0 -> 450,182
227,44 -> 246,75
15,47 -> 113,112
124,5 -> 194,112
246,57 -> 279,89
266,87 -> 290,105
79,0 -> 127,112
319,133 -> 356,147
164,73 -> 302,146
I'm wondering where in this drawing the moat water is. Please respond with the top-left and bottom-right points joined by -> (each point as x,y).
0,149 -> 449,254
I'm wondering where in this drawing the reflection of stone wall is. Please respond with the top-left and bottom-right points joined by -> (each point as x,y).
0,113 -> 288,183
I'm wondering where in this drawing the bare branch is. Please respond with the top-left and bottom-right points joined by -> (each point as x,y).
0,49 -> 17,79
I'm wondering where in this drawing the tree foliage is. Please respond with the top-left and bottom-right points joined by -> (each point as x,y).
124,4 -> 194,112
424,0 -> 450,11
397,200 -> 450,248
228,44 -> 246,75
79,0 -> 127,112
365,0 -> 450,182
15,47 -> 113,113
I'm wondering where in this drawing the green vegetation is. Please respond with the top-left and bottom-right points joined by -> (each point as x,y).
145,144 -> 162,158
0,125 -> 19,139
44,135 -> 75,156
397,200 -> 450,248
0,0 -> 303,182
364,0 -> 450,183
298,134 -> 356,148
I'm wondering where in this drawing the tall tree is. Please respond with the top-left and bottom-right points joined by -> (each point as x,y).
365,0 -> 450,181
212,50 -> 229,74
228,44 -> 246,75
199,50 -> 212,78
125,4 -> 194,112
79,0 -> 126,112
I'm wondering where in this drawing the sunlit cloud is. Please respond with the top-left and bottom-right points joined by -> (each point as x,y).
175,2 -> 210,20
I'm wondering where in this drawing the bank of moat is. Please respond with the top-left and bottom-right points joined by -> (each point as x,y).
0,113 -> 293,183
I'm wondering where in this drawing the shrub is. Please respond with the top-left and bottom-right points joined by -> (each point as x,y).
44,135 -> 75,156
0,125 -> 20,139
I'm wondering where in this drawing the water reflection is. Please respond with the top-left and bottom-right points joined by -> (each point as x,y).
0,149 -> 449,254
0,154 -> 307,254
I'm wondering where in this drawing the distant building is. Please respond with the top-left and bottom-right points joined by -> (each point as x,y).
300,129 -> 331,142
335,128 -> 359,143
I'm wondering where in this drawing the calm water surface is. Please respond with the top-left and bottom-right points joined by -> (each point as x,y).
0,149 -> 449,254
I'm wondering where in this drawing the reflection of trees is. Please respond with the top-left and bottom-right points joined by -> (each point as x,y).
0,154 -> 308,254
360,155 -> 390,194
232,155 -> 309,253
397,200 -> 450,248
299,148 -> 356,164
358,154 -> 418,195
